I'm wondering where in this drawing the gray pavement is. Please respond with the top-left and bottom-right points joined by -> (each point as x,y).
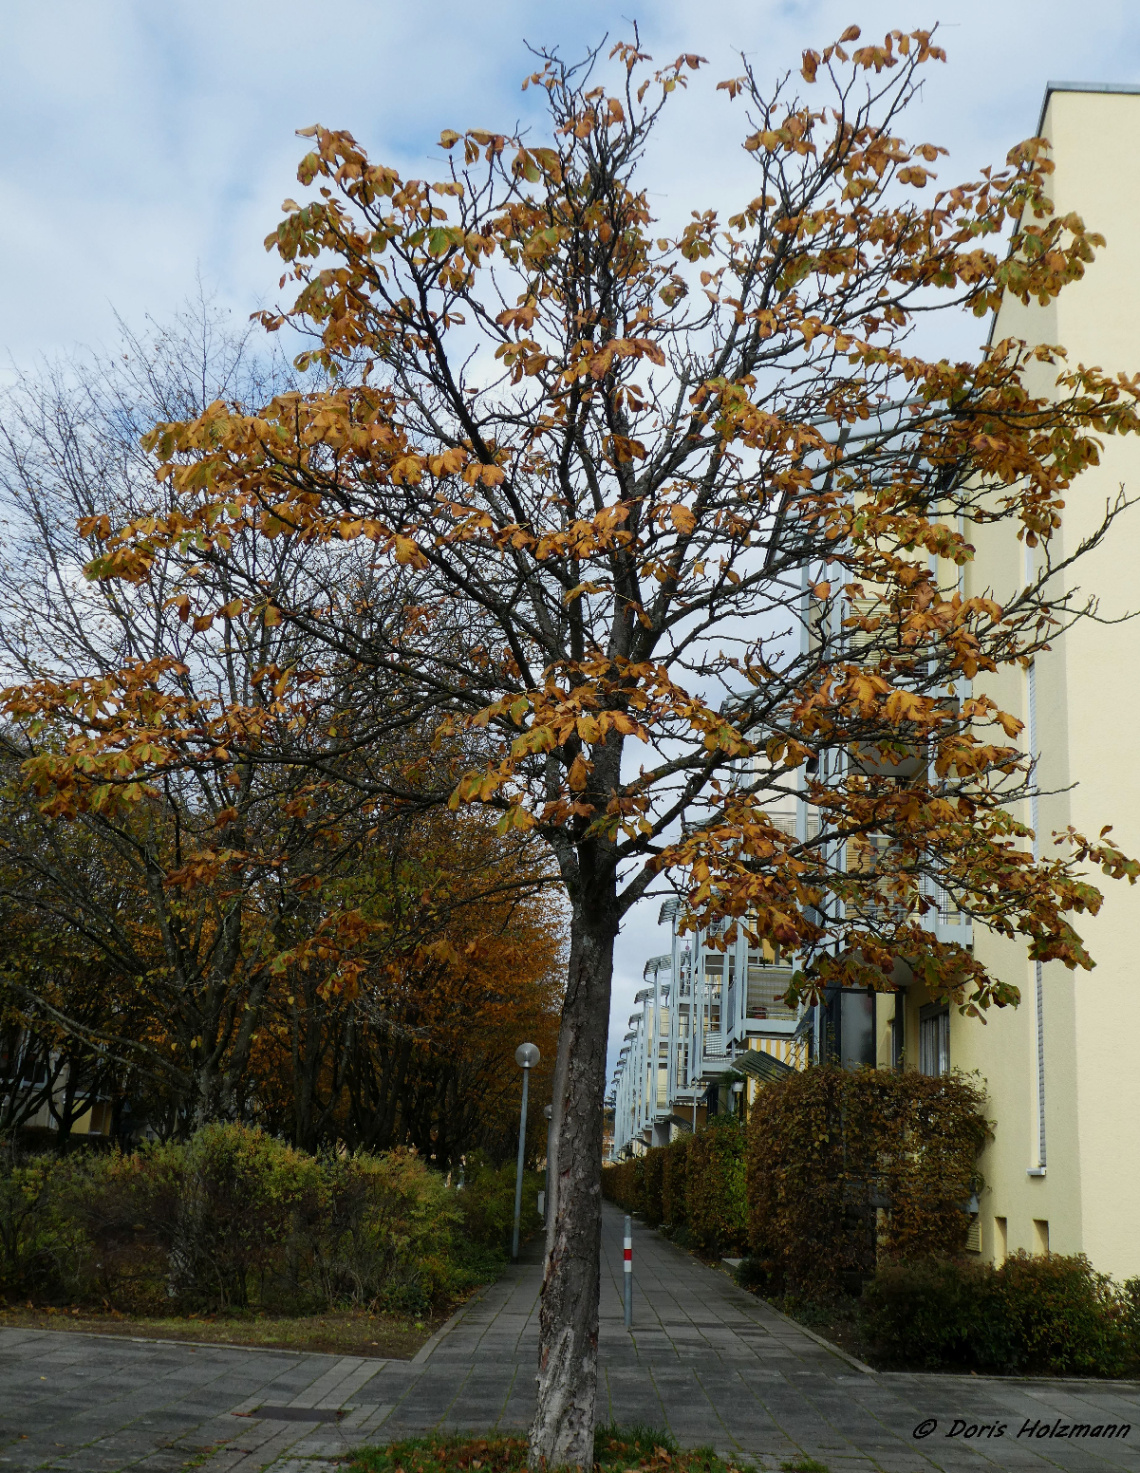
2,1202 -> 1139,1472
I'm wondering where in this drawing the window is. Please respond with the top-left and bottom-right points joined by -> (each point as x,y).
890,998 -> 904,1069
966,1215 -> 981,1253
1033,1219 -> 1050,1256
994,1216 -> 1008,1265
841,990 -> 875,1070
919,1004 -> 950,1077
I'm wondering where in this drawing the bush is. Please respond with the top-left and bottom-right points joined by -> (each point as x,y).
1000,1251 -> 1132,1376
296,1147 -> 462,1316
603,1120 -> 745,1255
0,1124 -> 481,1317
601,1158 -> 641,1215
858,1258 -> 1011,1371
455,1152 -> 541,1258
859,1252 -> 1136,1376
0,1150 -> 85,1299
163,1123 -> 310,1310
661,1135 -> 690,1230
640,1149 -> 665,1228
685,1117 -> 747,1257
747,1066 -> 988,1299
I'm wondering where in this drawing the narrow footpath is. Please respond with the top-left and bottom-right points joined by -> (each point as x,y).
2,1203 -> 1138,1473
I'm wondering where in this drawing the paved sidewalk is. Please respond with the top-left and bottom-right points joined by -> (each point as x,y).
3,1203 -> 1140,1472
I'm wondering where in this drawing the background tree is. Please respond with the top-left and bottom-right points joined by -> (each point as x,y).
7,28 -> 1140,1464
0,305 -> 562,1151
249,805 -> 562,1162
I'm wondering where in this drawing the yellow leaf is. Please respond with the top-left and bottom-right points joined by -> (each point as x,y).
393,535 -> 427,567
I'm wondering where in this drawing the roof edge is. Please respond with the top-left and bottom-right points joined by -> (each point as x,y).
1038,80 -> 1140,136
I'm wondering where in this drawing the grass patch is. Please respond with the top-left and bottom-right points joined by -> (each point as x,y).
0,1304 -> 433,1358
346,1429 -> 773,1473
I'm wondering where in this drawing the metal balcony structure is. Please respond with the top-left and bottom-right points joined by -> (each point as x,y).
607,899 -> 810,1159
605,572 -> 977,1159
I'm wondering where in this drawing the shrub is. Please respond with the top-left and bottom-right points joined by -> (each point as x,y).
1000,1251 -> 1131,1376
56,1147 -> 178,1311
747,1066 -> 988,1299
733,1256 -> 773,1295
0,1124 -> 479,1317
603,1120 -> 744,1253
859,1252 -> 1136,1376
161,1123 -> 310,1310
0,1151 -> 84,1299
1126,1277 -> 1140,1357
601,1159 -> 640,1215
297,1148 -> 462,1316
858,1258 -> 1011,1371
640,1150 -> 665,1228
660,1135 -> 690,1230
685,1117 -> 747,1257
456,1152 -> 540,1258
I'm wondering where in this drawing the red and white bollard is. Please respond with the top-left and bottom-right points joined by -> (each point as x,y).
623,1214 -> 633,1328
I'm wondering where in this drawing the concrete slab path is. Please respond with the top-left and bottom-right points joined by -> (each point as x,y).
2,1202 -> 1139,1473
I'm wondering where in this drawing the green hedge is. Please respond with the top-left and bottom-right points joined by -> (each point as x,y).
0,1124 -> 538,1316
860,1252 -> 1140,1375
602,1118 -> 747,1257
661,1134 -> 690,1230
686,1118 -> 747,1256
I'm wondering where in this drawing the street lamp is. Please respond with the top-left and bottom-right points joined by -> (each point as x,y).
512,1042 -> 540,1260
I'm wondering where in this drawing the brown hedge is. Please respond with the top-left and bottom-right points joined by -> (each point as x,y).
603,1067 -> 988,1297
600,1157 -> 640,1216
746,1066 -> 989,1299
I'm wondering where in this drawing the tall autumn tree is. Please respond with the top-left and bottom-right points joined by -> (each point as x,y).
249,805 -> 562,1161
8,29 -> 1140,1463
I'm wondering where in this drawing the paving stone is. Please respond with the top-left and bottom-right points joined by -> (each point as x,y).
6,1205 -> 1140,1472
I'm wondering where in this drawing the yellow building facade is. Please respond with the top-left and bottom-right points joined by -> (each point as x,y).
895,82 -> 1140,1278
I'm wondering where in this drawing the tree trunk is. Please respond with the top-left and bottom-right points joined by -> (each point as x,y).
529,895 -> 616,1468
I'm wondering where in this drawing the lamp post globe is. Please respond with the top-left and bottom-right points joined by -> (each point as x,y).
511,1043 -> 540,1259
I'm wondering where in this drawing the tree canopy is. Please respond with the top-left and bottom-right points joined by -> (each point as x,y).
0,303 -> 562,1161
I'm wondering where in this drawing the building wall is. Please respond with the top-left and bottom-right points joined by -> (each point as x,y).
941,86 -> 1140,1277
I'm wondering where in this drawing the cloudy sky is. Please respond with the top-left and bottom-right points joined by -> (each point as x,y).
4,0 -> 1139,1077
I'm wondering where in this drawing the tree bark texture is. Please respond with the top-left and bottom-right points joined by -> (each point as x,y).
530,900 -> 615,1468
